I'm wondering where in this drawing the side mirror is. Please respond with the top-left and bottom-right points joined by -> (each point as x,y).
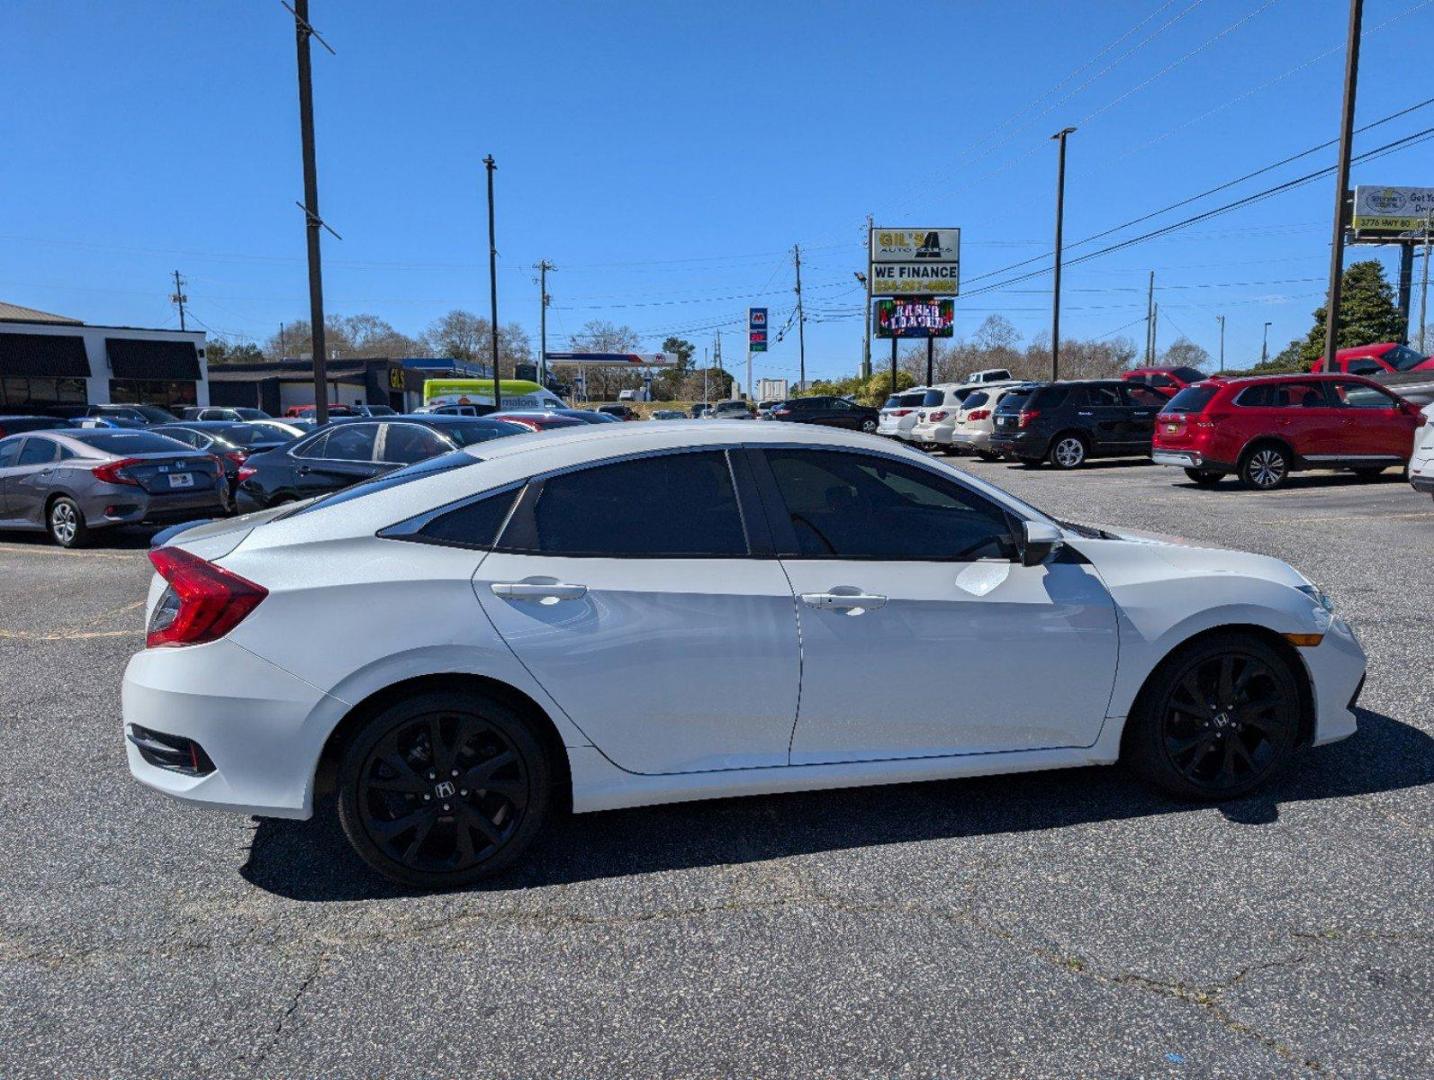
1019,520 -> 1064,567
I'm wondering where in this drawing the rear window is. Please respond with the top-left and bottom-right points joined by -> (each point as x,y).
882,396 -> 901,409
67,431 -> 192,454
898,392 -> 927,407
290,450 -> 481,517
995,389 -> 1034,412
921,390 -> 944,406
1170,367 -> 1206,384
1163,386 -> 1218,413
215,425 -> 282,447
961,391 -> 989,409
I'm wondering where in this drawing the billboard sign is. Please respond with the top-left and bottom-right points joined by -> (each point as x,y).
1351,186 -> 1434,235
875,297 -> 954,338
749,307 -> 768,353
870,227 -> 960,296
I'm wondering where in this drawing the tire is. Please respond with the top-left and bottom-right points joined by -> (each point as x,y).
1351,466 -> 1385,481
1239,443 -> 1291,491
1124,631 -> 1301,801
975,450 -> 1001,463
336,690 -> 552,888
1016,455 -> 1044,468
860,419 -> 877,434
1183,468 -> 1224,487
1049,434 -> 1088,470
46,496 -> 89,548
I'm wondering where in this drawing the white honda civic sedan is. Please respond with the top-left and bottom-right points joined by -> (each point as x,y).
123,422 -> 1366,887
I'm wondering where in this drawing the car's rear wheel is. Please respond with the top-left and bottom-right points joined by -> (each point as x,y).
1239,444 -> 1290,490
860,419 -> 877,434
1183,468 -> 1224,487
1016,455 -> 1044,468
47,496 -> 88,548
975,450 -> 1000,462
1125,632 -> 1300,801
1049,434 -> 1088,469
337,690 -> 551,888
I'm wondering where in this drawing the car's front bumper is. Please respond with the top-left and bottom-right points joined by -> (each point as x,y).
1302,613 -> 1367,747
122,639 -> 338,819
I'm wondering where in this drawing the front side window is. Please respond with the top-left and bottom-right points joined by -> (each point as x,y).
513,451 -> 747,557
763,449 -> 1013,562
831,398 -> 853,410
0,439 -> 21,469
1032,386 -> 1071,409
16,438 -> 58,466
1345,359 -> 1382,376
1149,374 -> 1175,388
1330,380 -> 1398,408
1085,385 -> 1122,407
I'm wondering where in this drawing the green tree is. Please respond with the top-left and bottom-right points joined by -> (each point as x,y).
1297,260 -> 1403,366
204,339 -> 263,365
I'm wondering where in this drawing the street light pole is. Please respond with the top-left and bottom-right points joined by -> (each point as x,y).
1419,213 -> 1431,354
1262,321 -> 1272,366
1050,127 -> 1077,382
484,155 -> 501,412
290,0 -> 331,425
1322,0 -> 1364,370
1216,315 -> 1226,373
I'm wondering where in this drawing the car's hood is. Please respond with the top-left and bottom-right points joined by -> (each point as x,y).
1069,523 -> 1309,590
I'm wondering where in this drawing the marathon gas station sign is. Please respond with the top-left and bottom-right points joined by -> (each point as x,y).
869,228 -> 961,295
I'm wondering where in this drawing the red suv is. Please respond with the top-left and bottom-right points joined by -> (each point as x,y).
1151,373 -> 1424,490
1122,366 -> 1209,399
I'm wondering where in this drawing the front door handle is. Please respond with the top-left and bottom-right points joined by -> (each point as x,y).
491,581 -> 588,602
800,592 -> 887,611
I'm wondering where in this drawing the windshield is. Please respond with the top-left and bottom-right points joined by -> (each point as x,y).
128,405 -> 177,423
1163,386 -> 1218,413
1385,345 -> 1429,372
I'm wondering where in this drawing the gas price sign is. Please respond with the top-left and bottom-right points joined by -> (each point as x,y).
875,297 -> 954,338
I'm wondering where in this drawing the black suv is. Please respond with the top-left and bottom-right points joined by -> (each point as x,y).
235,415 -> 524,509
987,380 -> 1167,468
766,396 -> 880,433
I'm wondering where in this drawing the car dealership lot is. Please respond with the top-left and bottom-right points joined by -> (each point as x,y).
1,460 -> 1430,1078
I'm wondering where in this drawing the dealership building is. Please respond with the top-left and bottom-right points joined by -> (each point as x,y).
207,357 -> 492,415
0,300 -> 209,413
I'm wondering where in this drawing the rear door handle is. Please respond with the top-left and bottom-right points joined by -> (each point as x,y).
800,592 -> 887,611
1077,411 -> 1093,416
491,582 -> 588,602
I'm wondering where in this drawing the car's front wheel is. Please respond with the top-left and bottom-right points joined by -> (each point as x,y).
337,690 -> 552,888
1125,632 -> 1301,801
860,418 -> 877,434
47,496 -> 88,548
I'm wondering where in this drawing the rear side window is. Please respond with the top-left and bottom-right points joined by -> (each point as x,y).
1033,386 -> 1072,409
1084,385 -> 1122,406
510,451 -> 747,557
1124,385 -> 1167,408
381,423 -> 450,464
1237,382 -> 1329,409
1163,386 -> 1217,413
412,488 -> 519,548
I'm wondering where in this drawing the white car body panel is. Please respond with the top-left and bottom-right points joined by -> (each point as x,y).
1409,403 -> 1434,494
122,421 -> 1367,821
876,388 -> 929,440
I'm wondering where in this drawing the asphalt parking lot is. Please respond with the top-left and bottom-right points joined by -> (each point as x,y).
1,455 -> 1430,1079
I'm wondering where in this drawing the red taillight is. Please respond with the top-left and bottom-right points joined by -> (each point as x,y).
967,409 -> 990,421
236,464 -> 258,485
146,547 -> 267,648
892,408 -> 912,417
928,410 -> 948,422
92,457 -> 143,486
1018,409 -> 1040,428
223,450 -> 247,469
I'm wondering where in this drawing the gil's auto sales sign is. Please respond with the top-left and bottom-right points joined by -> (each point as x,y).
870,227 -> 960,296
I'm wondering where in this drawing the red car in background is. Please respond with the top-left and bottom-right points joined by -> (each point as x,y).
487,411 -> 587,433
1313,343 -> 1434,376
1121,365 -> 1209,398
1151,372 -> 1423,490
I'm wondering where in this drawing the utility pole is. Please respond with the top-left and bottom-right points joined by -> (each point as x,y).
1216,315 -> 1226,372
925,338 -> 934,388
170,271 -> 188,331
1322,0 -> 1364,370
714,331 -> 724,399
1050,127 -> 1077,382
1262,321 -> 1272,365
1419,213 -> 1431,354
288,0 -> 334,425
535,260 -> 555,386
1152,303 -> 1159,360
862,214 -> 874,380
484,154 -> 501,411
1145,271 -> 1156,364
1396,243 -> 1415,344
793,244 -> 806,390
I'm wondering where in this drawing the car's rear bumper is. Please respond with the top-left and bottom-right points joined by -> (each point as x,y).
1151,449 -> 1235,472
952,428 -> 992,450
909,424 -> 953,445
122,639 -> 337,819
80,487 -> 228,529
988,431 -> 1046,457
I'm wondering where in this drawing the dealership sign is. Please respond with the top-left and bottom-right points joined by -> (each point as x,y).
870,227 -> 960,296
1351,186 -> 1434,234
875,297 -> 954,339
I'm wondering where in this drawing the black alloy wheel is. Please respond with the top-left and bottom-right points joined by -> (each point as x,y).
337,691 -> 550,887
1127,633 -> 1300,800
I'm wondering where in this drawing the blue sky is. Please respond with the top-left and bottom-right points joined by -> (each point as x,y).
3,0 -> 1432,382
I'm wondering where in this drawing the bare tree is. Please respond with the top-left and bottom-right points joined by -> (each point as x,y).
420,310 -> 533,370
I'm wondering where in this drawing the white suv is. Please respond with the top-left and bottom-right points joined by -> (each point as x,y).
908,386 -> 977,452
1410,402 -> 1434,499
876,387 -> 930,440
953,383 -> 1036,460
